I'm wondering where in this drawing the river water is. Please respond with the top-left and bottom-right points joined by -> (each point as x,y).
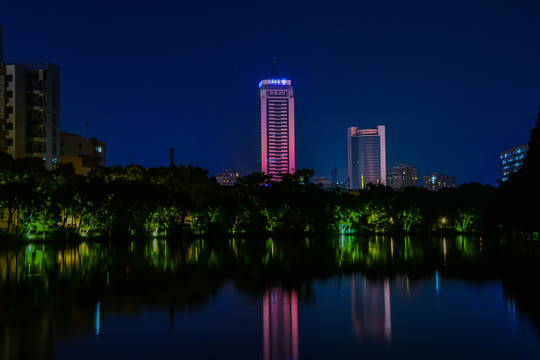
1,236 -> 539,359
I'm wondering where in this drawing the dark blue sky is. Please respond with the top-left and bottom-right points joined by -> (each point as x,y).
2,0 -> 540,185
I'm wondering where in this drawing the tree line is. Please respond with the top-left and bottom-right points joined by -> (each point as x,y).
0,153 -> 503,239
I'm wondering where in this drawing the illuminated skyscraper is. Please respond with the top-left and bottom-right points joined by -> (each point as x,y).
257,78 -> 295,177
347,126 -> 386,189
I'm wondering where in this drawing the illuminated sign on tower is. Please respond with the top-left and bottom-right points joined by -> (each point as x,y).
257,78 -> 295,178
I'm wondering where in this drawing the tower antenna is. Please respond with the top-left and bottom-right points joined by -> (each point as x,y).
270,58 -> 279,77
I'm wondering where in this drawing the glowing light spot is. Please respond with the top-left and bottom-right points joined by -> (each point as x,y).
95,301 -> 101,336
435,270 -> 439,295
443,239 -> 447,264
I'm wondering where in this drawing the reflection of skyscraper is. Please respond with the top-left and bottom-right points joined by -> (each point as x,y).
351,275 -> 391,343
257,77 -> 295,178
263,287 -> 298,360
347,126 -> 386,189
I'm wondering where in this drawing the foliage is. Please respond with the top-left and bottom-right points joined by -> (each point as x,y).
0,153 -> 501,239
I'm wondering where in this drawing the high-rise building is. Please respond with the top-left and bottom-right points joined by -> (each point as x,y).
0,27 -> 60,170
386,164 -> 418,190
347,125 -> 386,189
257,78 -> 295,178
60,132 -> 106,175
423,173 -> 456,191
500,144 -> 528,182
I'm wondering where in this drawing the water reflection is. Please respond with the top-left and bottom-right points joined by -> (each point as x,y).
351,275 -> 391,344
263,287 -> 298,360
0,235 -> 539,359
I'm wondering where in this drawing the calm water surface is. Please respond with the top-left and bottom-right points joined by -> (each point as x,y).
1,236 -> 539,359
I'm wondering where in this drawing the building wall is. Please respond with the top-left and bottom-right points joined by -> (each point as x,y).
215,170 -> 239,186
348,126 -> 386,189
500,144 -> 528,182
387,164 -> 418,190
312,176 -> 331,189
386,173 -> 401,189
257,79 -> 295,178
0,63 -> 60,170
423,173 -> 456,191
60,132 -> 106,175
0,65 -> 6,152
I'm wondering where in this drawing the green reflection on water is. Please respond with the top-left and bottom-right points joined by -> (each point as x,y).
0,235 -> 539,349
0,235 -> 490,289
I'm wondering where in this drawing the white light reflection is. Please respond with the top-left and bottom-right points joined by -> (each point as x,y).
435,270 -> 439,295
94,300 -> 102,336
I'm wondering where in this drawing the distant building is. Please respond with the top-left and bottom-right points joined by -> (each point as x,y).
60,132 -> 106,175
257,74 -> 295,179
348,125 -> 386,189
0,27 -> 60,170
215,170 -> 239,186
386,173 -> 401,190
386,164 -> 418,190
423,173 -> 456,191
500,144 -> 528,182
312,176 -> 331,189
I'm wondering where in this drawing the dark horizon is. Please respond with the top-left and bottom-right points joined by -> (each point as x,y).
2,0 -> 540,186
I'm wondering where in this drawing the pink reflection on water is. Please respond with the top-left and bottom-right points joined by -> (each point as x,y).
351,276 -> 392,344
263,287 -> 298,360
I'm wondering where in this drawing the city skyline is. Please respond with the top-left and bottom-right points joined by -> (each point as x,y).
1,1 -> 540,185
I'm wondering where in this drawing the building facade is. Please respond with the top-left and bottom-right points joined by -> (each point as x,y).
312,176 -> 331,189
0,27 -> 60,170
60,132 -> 106,175
257,78 -> 295,178
500,144 -> 528,182
0,63 -> 60,170
423,173 -> 456,191
215,170 -> 239,186
386,164 -> 418,190
348,125 -> 386,189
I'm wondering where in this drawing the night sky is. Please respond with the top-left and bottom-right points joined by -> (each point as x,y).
2,0 -> 540,186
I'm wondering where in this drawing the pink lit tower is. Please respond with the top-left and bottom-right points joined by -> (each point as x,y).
257,61 -> 295,178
